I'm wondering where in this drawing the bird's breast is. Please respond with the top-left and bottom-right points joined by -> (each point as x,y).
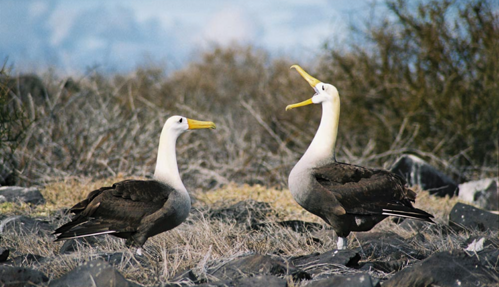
288,166 -> 313,208
168,191 -> 191,226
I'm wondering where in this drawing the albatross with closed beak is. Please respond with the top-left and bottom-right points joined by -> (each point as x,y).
54,115 -> 216,254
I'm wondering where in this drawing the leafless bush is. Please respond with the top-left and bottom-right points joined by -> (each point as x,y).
3,0 -> 497,188
319,0 -> 499,179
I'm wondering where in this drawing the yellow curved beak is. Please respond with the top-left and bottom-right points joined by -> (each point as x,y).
291,64 -> 321,88
285,98 -> 313,111
187,118 -> 216,130
286,65 -> 322,111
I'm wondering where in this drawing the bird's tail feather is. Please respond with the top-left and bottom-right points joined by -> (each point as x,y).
382,207 -> 434,222
54,222 -> 117,241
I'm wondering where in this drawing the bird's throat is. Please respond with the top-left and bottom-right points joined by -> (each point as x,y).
302,98 -> 340,166
154,129 -> 184,191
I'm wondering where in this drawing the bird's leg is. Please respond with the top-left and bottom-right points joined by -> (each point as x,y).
337,236 -> 347,250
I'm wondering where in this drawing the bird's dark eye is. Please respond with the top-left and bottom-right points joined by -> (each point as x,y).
179,118 -> 183,123
322,85 -> 325,91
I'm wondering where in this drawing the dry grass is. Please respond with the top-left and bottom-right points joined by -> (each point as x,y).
195,183 -> 322,223
0,0 -> 497,284
1,177 -> 486,286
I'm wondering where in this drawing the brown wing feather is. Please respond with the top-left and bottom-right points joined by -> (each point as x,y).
312,162 -> 431,220
54,180 -> 175,240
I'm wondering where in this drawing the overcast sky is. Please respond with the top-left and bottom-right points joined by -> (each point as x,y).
0,0 -> 377,74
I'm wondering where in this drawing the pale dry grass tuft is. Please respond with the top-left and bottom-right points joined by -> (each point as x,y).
1,179 -> 496,286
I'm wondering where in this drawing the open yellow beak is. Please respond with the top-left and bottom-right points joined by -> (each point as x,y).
187,118 -> 216,130
291,64 -> 321,88
285,98 -> 313,111
286,65 -> 322,111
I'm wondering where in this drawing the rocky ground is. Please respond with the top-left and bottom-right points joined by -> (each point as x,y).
0,156 -> 498,286
0,196 -> 498,286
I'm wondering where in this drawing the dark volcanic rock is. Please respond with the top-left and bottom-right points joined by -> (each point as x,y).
175,253 -> 309,284
0,248 -> 9,262
383,250 -> 499,287
359,259 -> 408,273
308,273 -> 379,287
0,215 -> 53,236
197,275 -> 287,287
397,218 -> 433,233
0,265 -> 48,286
449,202 -> 499,232
458,178 -> 499,210
390,154 -> 458,197
290,249 -> 360,276
0,186 -> 45,205
8,254 -> 45,266
49,259 -> 141,287
98,252 -> 151,270
210,200 -> 276,226
476,248 -> 499,273
59,237 -> 108,254
235,275 -> 287,287
354,232 -> 424,260
211,254 -> 308,281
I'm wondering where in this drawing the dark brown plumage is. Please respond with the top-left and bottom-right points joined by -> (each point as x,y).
286,65 -> 433,249
53,116 -> 216,251
304,162 -> 433,239
54,180 -> 176,247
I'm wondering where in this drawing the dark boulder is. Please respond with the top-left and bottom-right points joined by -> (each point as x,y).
210,254 -> 308,281
359,259 -> 408,273
354,232 -> 425,260
383,250 -> 499,287
235,275 -> 287,287
49,259 -> 141,287
98,252 -> 151,270
0,248 -> 9,262
0,215 -> 53,236
449,202 -> 499,232
0,186 -> 45,205
396,218 -> 433,233
290,249 -> 360,276
307,273 -> 379,287
197,275 -> 287,287
174,253 -> 309,284
0,265 -> 48,286
7,254 -> 45,266
390,155 -> 458,197
59,237 -> 108,254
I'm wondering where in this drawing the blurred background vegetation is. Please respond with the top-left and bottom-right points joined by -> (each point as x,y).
1,0 -> 497,188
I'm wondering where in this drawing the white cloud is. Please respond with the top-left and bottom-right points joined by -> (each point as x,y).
0,0 -> 373,74
201,6 -> 261,47
28,0 -> 49,18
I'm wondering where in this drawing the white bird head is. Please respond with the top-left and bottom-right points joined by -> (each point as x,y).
154,115 -> 215,188
165,115 -> 216,137
285,65 -> 339,110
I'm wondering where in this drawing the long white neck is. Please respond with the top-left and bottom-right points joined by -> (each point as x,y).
153,126 -> 186,192
300,96 -> 340,167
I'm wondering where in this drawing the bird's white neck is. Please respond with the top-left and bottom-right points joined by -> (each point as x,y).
300,97 -> 340,167
153,127 -> 186,192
